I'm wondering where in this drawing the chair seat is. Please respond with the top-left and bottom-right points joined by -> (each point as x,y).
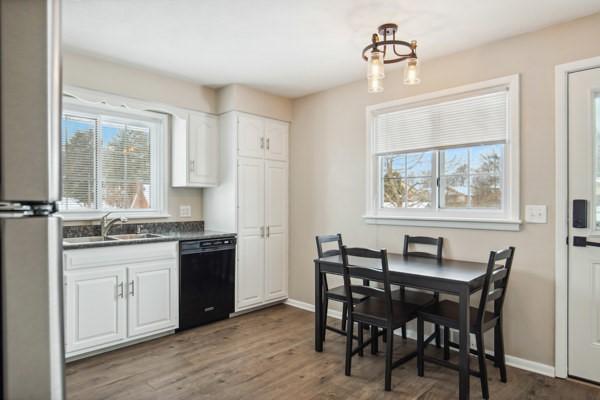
418,300 -> 497,331
391,289 -> 436,307
353,297 -> 420,328
326,285 -> 368,302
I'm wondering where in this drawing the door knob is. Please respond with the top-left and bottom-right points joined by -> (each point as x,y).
573,236 -> 600,247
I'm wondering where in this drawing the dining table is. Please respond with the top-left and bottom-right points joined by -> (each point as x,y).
314,252 -> 493,400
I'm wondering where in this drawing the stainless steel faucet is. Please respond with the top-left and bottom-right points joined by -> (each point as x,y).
100,212 -> 128,238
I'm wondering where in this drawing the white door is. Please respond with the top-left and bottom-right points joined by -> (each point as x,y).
265,119 -> 289,161
238,114 -> 265,159
568,67 -> 600,383
237,158 -> 266,309
188,112 -> 218,186
264,160 -> 288,300
65,268 -> 126,354
127,261 -> 178,337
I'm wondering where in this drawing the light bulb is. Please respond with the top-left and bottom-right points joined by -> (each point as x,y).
403,57 -> 420,85
368,77 -> 384,93
367,50 -> 385,79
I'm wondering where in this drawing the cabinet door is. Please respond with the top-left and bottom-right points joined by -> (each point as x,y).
65,268 -> 126,354
188,112 -> 218,186
238,114 -> 265,159
127,261 -> 178,338
237,158 -> 265,236
264,160 -> 288,301
236,235 -> 265,310
265,120 -> 289,161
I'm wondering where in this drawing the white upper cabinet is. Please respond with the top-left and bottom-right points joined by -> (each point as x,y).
265,120 -> 289,161
172,111 -> 219,187
188,112 -> 218,186
238,114 -> 266,158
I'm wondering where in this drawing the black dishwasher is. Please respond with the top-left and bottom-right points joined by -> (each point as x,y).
178,237 -> 236,331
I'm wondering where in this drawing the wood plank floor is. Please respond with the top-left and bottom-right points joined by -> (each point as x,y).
66,304 -> 600,399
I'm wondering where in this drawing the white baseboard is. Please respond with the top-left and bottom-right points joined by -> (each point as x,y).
285,298 -> 555,378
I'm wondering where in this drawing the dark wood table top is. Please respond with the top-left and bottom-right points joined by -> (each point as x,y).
316,253 -> 489,286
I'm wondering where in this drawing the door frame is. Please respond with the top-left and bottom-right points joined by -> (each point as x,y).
554,56 -> 600,378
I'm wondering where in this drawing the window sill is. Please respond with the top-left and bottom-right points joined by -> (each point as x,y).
363,214 -> 521,231
57,212 -> 171,222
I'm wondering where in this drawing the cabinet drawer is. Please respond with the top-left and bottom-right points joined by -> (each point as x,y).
64,242 -> 178,271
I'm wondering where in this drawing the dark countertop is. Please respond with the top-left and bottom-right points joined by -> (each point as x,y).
63,230 -> 237,250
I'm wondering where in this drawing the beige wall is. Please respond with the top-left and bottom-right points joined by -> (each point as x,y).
289,12 -> 600,366
63,51 -> 217,222
216,84 -> 293,121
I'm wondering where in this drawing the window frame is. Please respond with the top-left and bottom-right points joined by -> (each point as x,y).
364,75 -> 520,231
58,97 -> 169,221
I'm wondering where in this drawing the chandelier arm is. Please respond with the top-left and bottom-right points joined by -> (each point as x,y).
362,40 -> 414,62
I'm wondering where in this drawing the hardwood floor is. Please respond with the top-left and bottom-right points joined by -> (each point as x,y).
66,304 -> 600,399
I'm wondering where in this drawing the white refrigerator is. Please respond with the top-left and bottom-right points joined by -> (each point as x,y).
0,0 -> 65,399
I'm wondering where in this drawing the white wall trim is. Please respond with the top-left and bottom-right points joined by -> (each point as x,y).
554,56 -> 600,379
286,298 -> 555,378
363,215 -> 521,231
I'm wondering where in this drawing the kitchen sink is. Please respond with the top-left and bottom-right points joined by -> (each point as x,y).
63,236 -> 117,244
108,233 -> 163,240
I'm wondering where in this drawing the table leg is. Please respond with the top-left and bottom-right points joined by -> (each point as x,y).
458,287 -> 470,400
315,260 -> 323,352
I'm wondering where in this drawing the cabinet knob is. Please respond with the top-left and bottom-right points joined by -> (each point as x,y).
266,138 -> 270,150
118,282 -> 124,298
260,137 -> 265,149
189,160 -> 195,172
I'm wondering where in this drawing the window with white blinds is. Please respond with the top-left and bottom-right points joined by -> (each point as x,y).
59,99 -> 167,218
366,75 -> 520,230
373,89 -> 508,155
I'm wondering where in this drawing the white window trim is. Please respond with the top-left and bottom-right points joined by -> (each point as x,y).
364,75 -> 521,231
57,96 -> 169,221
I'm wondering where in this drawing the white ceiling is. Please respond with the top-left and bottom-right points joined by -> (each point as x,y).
63,0 -> 600,98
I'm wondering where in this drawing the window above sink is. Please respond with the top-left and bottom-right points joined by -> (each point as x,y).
58,93 -> 169,221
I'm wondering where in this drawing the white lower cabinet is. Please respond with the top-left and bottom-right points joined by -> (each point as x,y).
64,242 -> 178,358
65,267 -> 127,354
127,261 -> 178,338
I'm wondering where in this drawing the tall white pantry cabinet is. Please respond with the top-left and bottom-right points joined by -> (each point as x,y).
204,112 -> 289,312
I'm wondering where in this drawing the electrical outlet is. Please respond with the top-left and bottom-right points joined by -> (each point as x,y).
525,205 -> 547,223
179,205 -> 192,218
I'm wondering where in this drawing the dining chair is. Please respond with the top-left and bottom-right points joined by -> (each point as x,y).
341,245 -> 421,391
393,235 -> 444,345
316,234 -> 369,341
416,246 -> 515,400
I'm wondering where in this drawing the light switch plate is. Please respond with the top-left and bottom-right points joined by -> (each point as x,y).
525,205 -> 547,223
179,205 -> 192,218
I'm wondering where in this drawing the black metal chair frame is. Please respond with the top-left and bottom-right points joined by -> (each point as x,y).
416,247 -> 515,399
342,246 -> 420,391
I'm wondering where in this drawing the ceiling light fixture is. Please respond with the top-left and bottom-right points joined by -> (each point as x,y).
362,23 -> 420,93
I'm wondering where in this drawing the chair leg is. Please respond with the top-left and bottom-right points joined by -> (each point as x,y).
476,332 -> 489,400
496,320 -> 508,383
358,322 -> 364,357
385,326 -> 394,391
322,298 -> 329,342
345,316 -> 354,376
417,317 -> 424,377
371,325 -> 379,354
341,302 -> 348,332
435,323 -> 441,348
382,328 -> 387,343
443,326 -> 450,361
401,324 -> 407,339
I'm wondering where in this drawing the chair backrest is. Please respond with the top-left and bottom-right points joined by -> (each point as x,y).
476,247 -> 516,325
403,235 -> 444,260
315,233 -> 343,258
341,246 -> 393,319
